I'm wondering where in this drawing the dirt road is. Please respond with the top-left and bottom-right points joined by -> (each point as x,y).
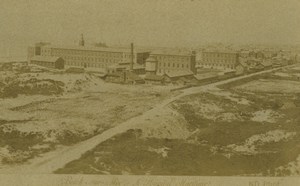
0,65 -> 295,174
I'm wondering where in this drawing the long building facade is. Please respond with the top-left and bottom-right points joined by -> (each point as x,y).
28,42 -> 197,75
28,43 -> 150,69
199,50 -> 239,70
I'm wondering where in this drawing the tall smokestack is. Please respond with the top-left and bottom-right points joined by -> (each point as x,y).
79,34 -> 85,46
130,43 -> 134,71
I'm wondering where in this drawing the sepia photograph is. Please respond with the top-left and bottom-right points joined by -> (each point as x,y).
1,0 -> 300,185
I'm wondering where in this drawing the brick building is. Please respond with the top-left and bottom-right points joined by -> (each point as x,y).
200,50 -> 239,70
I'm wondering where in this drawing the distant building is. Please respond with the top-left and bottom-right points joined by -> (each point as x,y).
262,49 -> 278,59
249,51 -> 257,58
145,50 -> 196,75
239,50 -> 250,58
200,50 -> 239,70
30,56 -> 65,69
260,60 -> 273,69
295,54 -> 300,63
256,51 -> 265,59
235,61 -> 249,75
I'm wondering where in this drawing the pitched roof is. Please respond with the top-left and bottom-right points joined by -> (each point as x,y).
194,73 -> 218,81
43,45 -> 148,54
107,64 -> 127,69
144,74 -> 164,81
238,61 -> 248,67
165,70 -> 194,78
125,71 -> 144,81
31,56 -> 62,63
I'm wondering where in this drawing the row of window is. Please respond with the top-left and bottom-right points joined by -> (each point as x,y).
203,53 -> 237,58
155,55 -> 190,61
157,69 -> 187,74
202,63 -> 235,69
158,62 -> 190,68
203,59 -> 236,63
63,56 -> 120,63
66,62 -> 108,68
50,49 -> 124,58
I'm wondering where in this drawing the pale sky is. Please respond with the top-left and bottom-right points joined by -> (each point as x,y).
1,0 -> 300,57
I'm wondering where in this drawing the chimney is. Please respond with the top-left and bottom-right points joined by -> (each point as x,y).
79,34 -> 85,46
130,43 -> 134,71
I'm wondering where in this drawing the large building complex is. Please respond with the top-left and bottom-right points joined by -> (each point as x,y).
199,50 -> 239,70
28,36 -> 197,76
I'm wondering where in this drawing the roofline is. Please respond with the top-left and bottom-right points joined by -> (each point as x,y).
42,45 -> 148,54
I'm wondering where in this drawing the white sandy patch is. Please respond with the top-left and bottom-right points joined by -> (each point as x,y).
217,112 -> 241,122
199,103 -> 223,115
275,154 -> 300,176
274,72 -> 290,77
251,109 -> 282,123
30,144 -> 51,150
148,147 -> 170,158
0,146 -> 10,159
228,130 -> 296,154
137,107 -> 191,139
195,102 -> 223,120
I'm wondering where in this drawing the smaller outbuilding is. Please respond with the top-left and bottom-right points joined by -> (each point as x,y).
260,60 -> 273,69
235,61 -> 249,75
164,70 -> 194,81
31,56 -> 65,69
144,74 -> 165,85
194,73 -> 219,84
